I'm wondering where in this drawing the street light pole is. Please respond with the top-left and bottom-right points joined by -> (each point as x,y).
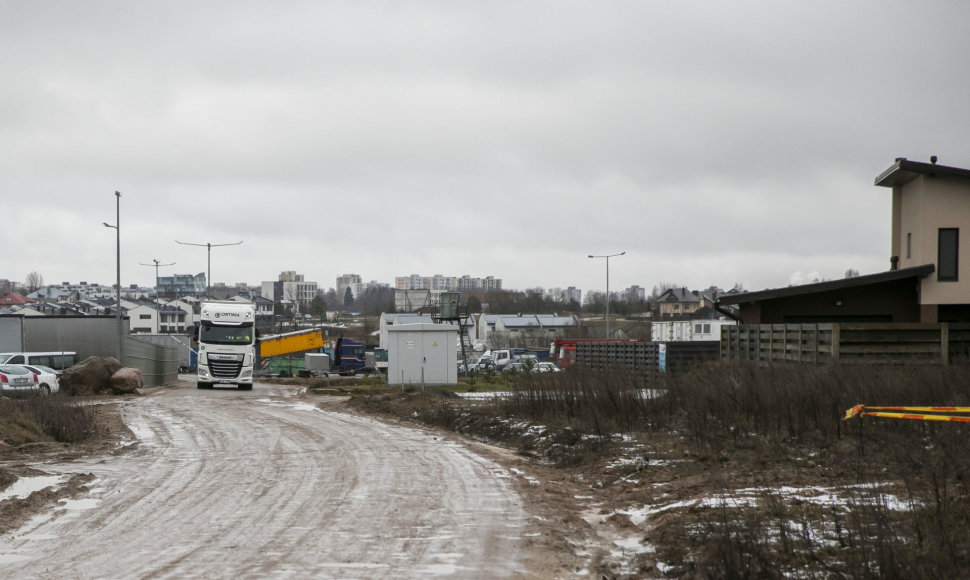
175,240 -> 243,298
103,191 -> 123,361
588,251 -> 625,339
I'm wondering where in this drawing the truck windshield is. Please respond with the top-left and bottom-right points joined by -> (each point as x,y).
200,322 -> 254,345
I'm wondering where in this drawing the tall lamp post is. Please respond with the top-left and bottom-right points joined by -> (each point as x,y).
103,191 -> 123,360
588,251 -> 625,339
175,240 -> 243,298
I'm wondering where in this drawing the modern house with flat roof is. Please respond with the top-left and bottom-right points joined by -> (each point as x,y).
719,157 -> 970,324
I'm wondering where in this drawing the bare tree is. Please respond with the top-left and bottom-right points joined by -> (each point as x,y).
650,282 -> 681,300
25,271 -> 44,293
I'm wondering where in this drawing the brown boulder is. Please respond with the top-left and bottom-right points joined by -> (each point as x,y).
110,367 -> 143,394
59,356 -> 123,396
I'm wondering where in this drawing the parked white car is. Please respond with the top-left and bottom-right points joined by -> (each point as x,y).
23,364 -> 60,395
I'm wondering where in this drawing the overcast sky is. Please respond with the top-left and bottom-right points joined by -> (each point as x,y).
4,1 -> 970,298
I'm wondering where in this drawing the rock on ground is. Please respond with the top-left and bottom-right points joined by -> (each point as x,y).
110,368 -> 143,394
60,357 -> 127,395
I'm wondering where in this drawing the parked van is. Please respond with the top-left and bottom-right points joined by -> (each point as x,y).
0,352 -> 78,371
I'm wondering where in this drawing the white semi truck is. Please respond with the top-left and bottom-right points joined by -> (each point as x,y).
195,301 -> 257,390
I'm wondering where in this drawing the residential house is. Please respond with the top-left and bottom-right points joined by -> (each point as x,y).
880,157 -> 970,322
0,293 -> 34,307
718,157 -> 970,324
127,304 -> 159,333
657,287 -> 703,318
251,295 -> 275,318
158,304 -> 189,333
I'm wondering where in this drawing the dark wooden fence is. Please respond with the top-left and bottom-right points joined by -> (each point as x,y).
721,323 -> 970,365
575,340 -> 720,386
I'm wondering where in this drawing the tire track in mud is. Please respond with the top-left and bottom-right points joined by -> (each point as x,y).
0,385 -> 528,578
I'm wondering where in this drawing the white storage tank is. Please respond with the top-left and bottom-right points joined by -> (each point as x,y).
387,323 -> 458,386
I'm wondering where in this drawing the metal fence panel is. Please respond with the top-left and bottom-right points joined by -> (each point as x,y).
125,336 -> 179,387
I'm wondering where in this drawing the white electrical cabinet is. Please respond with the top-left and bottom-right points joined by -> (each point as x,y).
387,323 -> 458,386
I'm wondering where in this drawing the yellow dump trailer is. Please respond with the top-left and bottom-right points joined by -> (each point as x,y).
259,329 -> 328,358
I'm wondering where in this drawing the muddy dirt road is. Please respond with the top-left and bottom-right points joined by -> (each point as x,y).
1,382 -> 532,578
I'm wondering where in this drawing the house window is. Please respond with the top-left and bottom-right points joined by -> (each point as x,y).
939,228 -> 959,281
906,233 -> 912,259
139,314 -> 152,319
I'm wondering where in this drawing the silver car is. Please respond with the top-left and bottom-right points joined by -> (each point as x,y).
0,364 -> 40,395
531,362 -> 561,373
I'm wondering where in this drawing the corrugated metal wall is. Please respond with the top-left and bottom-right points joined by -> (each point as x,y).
0,315 -> 179,387
23,316 -> 120,360
0,317 -> 24,351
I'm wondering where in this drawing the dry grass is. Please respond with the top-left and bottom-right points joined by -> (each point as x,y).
0,395 -> 96,446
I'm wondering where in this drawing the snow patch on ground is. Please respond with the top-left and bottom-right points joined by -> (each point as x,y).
580,506 -> 657,576
618,483 -> 914,527
509,467 -> 540,487
455,391 -> 511,400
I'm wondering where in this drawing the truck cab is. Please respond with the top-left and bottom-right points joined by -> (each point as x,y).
196,301 -> 257,390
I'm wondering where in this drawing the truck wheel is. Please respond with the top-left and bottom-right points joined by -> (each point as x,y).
197,381 -> 212,390
238,384 -> 253,391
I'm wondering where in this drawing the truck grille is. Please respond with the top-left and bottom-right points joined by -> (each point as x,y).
207,354 -> 243,378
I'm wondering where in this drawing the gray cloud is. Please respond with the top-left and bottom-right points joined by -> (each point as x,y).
3,1 -> 968,295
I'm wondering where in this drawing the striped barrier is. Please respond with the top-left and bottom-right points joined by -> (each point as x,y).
843,405 -> 970,423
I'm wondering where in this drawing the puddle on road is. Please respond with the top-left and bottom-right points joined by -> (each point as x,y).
255,398 -> 322,413
0,476 -> 65,502
0,552 -> 32,564
59,498 -> 100,510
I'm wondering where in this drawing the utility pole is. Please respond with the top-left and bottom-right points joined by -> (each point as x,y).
175,240 -> 243,298
588,251 -> 626,339
140,259 -> 175,331
103,191 -> 123,360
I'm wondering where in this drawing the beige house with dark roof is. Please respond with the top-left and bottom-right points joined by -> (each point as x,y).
877,157 -> 970,322
719,157 -> 970,324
